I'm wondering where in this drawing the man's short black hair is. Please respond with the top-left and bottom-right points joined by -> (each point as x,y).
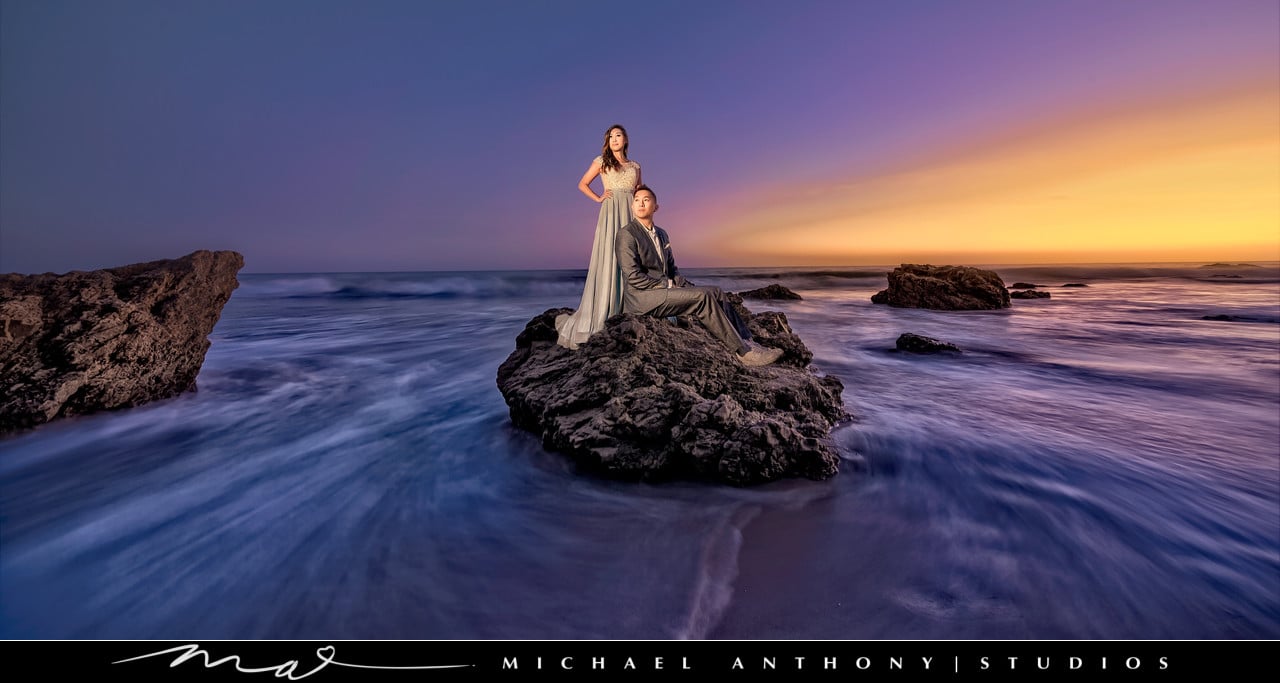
634,184 -> 657,202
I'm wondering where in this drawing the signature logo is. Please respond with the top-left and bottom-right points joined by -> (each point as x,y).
114,643 -> 471,679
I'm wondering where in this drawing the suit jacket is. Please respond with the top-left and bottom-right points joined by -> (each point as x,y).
615,218 -> 689,314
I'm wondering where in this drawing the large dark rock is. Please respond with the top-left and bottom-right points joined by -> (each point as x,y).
496,305 -> 848,486
1011,289 -> 1051,299
871,264 -> 1010,310
739,284 -> 802,300
895,333 -> 961,353
1,250 -> 244,433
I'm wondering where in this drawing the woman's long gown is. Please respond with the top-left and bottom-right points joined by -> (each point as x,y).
555,157 -> 638,349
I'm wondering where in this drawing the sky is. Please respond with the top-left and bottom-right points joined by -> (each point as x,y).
1,0 -> 1277,274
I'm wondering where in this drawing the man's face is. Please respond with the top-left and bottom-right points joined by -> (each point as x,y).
632,191 -> 658,220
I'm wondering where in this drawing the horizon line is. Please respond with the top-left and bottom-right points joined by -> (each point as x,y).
237,259 -> 1280,276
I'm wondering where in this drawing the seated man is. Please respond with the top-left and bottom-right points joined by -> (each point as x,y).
615,185 -> 783,367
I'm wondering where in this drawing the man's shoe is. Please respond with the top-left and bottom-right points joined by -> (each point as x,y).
740,345 -> 783,367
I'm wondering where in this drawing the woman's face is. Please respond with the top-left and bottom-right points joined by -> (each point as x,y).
607,128 -> 627,152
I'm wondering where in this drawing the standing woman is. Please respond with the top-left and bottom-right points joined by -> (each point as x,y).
555,124 -> 641,349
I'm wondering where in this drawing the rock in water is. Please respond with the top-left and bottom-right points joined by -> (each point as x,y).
496,307 -> 849,485
1009,282 -> 1038,289
738,284 -> 802,300
871,264 -> 1011,310
1,250 -> 244,433
1011,289 -> 1051,299
895,333 -> 961,353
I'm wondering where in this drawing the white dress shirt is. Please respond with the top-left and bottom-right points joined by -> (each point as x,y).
641,224 -> 671,288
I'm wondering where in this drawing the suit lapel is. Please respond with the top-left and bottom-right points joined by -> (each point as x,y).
654,228 -> 670,275
631,221 -> 663,272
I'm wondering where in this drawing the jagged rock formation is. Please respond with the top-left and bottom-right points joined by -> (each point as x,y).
895,333 -> 961,353
871,264 -> 1011,310
1,250 -> 244,432
496,303 -> 850,485
739,284 -> 802,300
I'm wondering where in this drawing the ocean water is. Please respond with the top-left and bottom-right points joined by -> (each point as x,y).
1,263 -> 1277,639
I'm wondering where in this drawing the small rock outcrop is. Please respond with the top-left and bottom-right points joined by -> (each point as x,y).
739,284 -> 802,300
1011,290 -> 1051,299
871,264 -> 1010,310
1062,283 -> 1089,288
496,304 -> 849,486
895,333 -> 961,353
1,250 -> 244,433
1009,282 -> 1038,289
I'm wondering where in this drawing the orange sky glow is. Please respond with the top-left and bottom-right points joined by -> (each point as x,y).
690,79 -> 1280,266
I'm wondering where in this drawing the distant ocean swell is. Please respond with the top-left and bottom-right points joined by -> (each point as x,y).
235,263 -> 1280,302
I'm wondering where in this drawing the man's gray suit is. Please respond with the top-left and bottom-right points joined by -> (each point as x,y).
615,218 -> 749,355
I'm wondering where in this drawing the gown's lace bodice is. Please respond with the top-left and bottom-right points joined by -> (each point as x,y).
595,156 -> 639,193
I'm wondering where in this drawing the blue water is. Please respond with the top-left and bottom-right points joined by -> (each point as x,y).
2,263 -> 1277,639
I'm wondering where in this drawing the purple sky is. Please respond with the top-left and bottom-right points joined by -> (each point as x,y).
2,0 -> 1276,273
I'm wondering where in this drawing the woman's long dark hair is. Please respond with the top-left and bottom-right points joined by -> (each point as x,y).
600,124 -> 629,174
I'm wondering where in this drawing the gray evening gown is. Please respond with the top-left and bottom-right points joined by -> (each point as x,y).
555,157 -> 639,349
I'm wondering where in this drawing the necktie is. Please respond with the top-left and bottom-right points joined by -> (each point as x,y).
646,228 -> 663,266
644,227 -> 671,288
